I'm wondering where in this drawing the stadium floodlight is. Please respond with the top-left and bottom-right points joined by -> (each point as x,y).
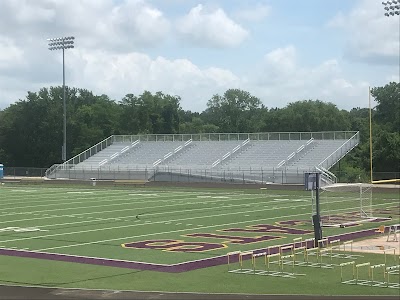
382,1 -> 400,16
47,36 -> 75,162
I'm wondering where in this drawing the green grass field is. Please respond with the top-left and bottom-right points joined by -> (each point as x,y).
0,183 -> 399,296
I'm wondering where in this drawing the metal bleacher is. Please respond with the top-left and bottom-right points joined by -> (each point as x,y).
109,141 -> 186,167
168,141 -> 244,168
45,131 -> 359,184
218,140 -> 305,169
286,140 -> 348,169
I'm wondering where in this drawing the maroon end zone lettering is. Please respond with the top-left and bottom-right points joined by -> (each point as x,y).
123,239 -> 179,249
222,224 -> 313,234
166,242 -> 227,252
186,233 -> 281,244
276,220 -> 308,226
373,209 -> 399,216
122,239 -> 225,252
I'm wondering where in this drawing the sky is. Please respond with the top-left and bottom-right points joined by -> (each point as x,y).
0,0 -> 399,112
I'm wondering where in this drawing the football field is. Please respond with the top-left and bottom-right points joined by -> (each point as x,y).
0,184 -> 399,296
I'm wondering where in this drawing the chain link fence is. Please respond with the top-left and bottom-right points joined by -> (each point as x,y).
3,167 -> 48,178
3,166 -> 398,185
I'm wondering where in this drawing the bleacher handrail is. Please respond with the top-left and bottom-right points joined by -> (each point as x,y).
211,159 -> 221,168
153,139 -> 193,166
318,132 -> 359,170
98,139 -> 140,167
276,137 -> 314,169
320,166 -> 337,182
111,131 -> 358,143
212,138 -> 251,168
45,135 -> 115,178
315,166 -> 337,185
277,160 -> 285,169
153,159 -> 162,167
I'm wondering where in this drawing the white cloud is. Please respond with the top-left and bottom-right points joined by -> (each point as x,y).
0,0 -> 396,114
0,36 -> 25,69
327,0 -> 399,64
251,46 -> 370,109
176,4 -> 249,48
64,49 -> 240,112
0,0 -> 170,51
233,3 -> 271,22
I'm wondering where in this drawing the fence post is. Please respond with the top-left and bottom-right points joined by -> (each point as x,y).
261,169 -> 264,184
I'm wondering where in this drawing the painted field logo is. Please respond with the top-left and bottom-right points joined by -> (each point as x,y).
121,224 -> 312,252
122,239 -> 227,252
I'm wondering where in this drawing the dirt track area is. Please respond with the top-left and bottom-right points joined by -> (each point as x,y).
350,233 -> 400,255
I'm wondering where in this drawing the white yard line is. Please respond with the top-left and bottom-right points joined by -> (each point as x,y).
1,201 -> 394,247
0,189 -> 229,208
0,194 -> 267,220
0,188 -> 247,204
37,210 -> 313,252
0,192 -> 215,211
0,201 -> 311,244
4,199 -> 272,229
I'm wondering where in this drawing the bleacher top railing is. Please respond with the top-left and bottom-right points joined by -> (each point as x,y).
112,131 -> 359,143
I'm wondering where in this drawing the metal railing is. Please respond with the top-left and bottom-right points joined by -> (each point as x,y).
46,165 -> 317,184
212,138 -> 250,168
45,135 -> 115,177
112,131 -> 358,142
318,132 -> 359,170
277,138 -> 314,169
153,139 -> 193,167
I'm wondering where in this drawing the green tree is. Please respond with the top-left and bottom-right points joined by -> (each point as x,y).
371,82 -> 400,132
204,89 -> 263,132
261,100 -> 351,132
118,91 -> 181,134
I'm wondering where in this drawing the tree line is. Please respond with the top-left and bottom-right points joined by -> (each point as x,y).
0,82 -> 398,180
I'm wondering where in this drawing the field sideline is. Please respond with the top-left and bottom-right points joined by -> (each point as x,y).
0,184 -> 399,296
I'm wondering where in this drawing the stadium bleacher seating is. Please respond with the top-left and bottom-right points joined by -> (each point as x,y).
46,132 -> 359,184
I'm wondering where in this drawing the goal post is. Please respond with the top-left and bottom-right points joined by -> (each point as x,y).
318,183 -> 375,227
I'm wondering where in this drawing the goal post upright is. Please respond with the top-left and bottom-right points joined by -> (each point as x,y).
305,172 -> 323,244
321,183 -> 375,227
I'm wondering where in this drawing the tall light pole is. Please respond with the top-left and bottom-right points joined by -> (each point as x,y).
382,1 -> 400,17
47,36 -> 75,162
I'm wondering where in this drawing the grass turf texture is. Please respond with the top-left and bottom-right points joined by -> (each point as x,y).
0,184 -> 398,296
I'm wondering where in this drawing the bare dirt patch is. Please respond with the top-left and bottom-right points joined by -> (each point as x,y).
350,234 -> 399,254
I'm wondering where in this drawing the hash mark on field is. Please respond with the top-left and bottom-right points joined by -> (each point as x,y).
67,192 -> 94,194
128,194 -> 159,196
